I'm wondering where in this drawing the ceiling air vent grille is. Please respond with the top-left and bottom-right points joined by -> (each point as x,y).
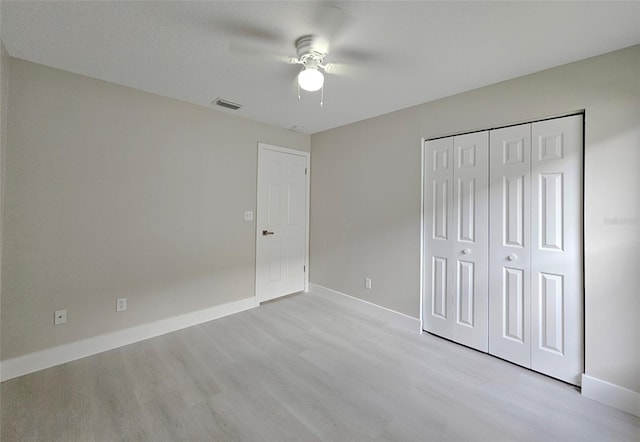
213,98 -> 242,111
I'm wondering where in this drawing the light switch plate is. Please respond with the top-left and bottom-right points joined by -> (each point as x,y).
116,297 -> 127,312
244,211 -> 254,221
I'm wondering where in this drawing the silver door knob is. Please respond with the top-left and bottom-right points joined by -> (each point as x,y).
462,248 -> 471,255
262,230 -> 275,236
507,254 -> 517,261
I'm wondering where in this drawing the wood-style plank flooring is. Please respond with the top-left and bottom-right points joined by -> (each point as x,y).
2,290 -> 639,441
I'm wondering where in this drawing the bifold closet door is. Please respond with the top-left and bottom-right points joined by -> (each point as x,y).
530,115 -> 583,385
423,132 -> 489,351
451,132 -> 489,351
423,137 -> 454,339
488,124 -> 533,368
489,115 -> 583,385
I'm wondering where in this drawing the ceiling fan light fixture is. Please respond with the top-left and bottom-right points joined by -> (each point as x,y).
298,67 -> 324,92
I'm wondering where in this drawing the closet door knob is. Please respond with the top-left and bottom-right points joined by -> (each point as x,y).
507,254 -> 517,261
462,248 -> 471,255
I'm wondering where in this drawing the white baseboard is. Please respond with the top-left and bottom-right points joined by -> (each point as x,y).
1,296 -> 258,382
309,283 -> 421,333
582,374 -> 640,417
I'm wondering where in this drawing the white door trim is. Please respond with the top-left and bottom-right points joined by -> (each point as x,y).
255,143 -> 310,300
419,138 -> 426,333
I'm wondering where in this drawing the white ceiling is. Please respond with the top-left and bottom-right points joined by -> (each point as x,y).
2,1 -> 639,134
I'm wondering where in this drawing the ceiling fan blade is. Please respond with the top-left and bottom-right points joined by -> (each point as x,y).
211,17 -> 286,46
323,62 -> 363,78
332,46 -> 380,64
227,41 -> 291,64
312,5 -> 355,49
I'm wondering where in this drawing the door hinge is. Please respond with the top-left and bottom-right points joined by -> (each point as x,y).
304,265 -> 306,272
305,167 -> 307,175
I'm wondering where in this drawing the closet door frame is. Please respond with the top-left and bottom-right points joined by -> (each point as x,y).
421,112 -> 585,385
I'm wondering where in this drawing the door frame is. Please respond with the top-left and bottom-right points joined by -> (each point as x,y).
255,142 -> 310,301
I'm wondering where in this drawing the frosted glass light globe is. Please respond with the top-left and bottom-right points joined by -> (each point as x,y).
298,68 -> 324,92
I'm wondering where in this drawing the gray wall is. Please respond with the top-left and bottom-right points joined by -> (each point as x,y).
1,58 -> 309,360
0,39 -> 9,430
310,45 -> 640,394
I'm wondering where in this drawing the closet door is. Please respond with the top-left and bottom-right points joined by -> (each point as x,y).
423,133 -> 489,352
489,124 -> 532,367
423,137 -> 454,339
531,115 -> 583,384
451,132 -> 489,351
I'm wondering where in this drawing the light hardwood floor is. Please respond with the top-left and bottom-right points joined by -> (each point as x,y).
2,290 -> 639,441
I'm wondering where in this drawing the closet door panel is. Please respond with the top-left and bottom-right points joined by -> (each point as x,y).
423,138 -> 454,339
531,115 -> 583,385
452,132 -> 489,351
489,124 -> 532,367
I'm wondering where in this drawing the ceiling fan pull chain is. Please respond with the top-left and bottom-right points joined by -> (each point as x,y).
297,83 -> 301,101
320,85 -> 324,107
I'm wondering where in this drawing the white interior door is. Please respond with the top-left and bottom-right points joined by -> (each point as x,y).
530,115 -> 583,384
256,144 -> 309,303
489,123 -> 532,367
423,132 -> 489,352
451,132 -> 489,351
424,115 -> 583,385
423,137 -> 454,339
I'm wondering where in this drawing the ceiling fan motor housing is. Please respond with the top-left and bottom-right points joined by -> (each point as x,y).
295,35 -> 327,68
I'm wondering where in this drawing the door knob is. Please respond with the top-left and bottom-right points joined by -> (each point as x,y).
507,254 -> 517,261
462,248 -> 471,255
262,230 -> 275,236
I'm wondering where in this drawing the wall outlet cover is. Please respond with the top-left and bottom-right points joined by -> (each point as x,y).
54,309 -> 67,325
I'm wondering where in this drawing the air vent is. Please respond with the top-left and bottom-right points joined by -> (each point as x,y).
212,97 -> 242,111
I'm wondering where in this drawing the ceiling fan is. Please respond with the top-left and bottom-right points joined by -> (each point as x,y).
219,5 -> 368,107
288,35 -> 336,106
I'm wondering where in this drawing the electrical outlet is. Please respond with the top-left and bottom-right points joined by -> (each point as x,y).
116,297 -> 127,312
54,309 -> 67,325
244,210 -> 254,221
365,278 -> 372,289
